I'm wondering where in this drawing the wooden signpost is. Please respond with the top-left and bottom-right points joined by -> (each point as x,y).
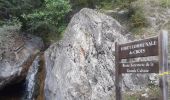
115,31 -> 169,100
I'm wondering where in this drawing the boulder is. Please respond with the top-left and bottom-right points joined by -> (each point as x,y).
44,8 -> 147,100
0,26 -> 43,89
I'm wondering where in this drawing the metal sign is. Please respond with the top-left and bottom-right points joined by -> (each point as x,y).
115,31 -> 169,100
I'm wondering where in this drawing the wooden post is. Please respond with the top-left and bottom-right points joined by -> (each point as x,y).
115,42 -> 122,100
159,30 -> 169,100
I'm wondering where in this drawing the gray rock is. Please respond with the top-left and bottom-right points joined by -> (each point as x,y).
44,8 -> 148,100
44,8 -> 128,100
0,26 -> 43,89
149,73 -> 159,86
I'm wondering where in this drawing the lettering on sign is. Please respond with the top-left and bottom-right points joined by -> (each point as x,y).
121,62 -> 154,67
119,37 -> 158,59
120,61 -> 159,73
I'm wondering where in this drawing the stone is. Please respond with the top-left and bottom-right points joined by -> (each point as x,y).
141,93 -> 149,98
0,26 -> 43,90
44,8 -> 128,100
44,8 -> 149,100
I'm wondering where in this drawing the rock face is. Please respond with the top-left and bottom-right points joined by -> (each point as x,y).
44,8 -> 130,100
0,26 -> 43,89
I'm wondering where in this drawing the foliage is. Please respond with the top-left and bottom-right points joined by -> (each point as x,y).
113,0 -> 135,9
0,0 -> 44,23
123,86 -> 160,100
70,0 -> 99,9
130,8 -> 147,28
0,17 -> 21,26
24,0 -> 71,27
70,0 -> 123,10
0,0 -> 71,45
123,93 -> 138,100
70,0 -> 136,10
99,0 -> 113,10
160,0 -> 170,8
99,0 -> 137,10
128,5 -> 148,34
22,0 -> 71,44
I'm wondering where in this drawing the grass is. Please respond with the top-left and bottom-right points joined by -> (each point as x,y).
122,85 -> 161,100
123,93 -> 138,100
148,83 -> 161,98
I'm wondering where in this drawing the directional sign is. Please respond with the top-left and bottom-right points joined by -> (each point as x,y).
115,31 -> 169,100
120,61 -> 159,73
118,37 -> 158,59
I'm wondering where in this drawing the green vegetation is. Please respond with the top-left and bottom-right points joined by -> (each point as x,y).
70,0 -> 137,10
0,0 -> 71,45
123,84 -> 161,100
99,0 -> 137,10
164,20 -> 170,27
99,0 -> 113,10
129,5 -> 148,34
0,0 -> 149,43
107,0 -> 148,35
148,83 -> 161,98
0,0 -> 43,26
130,7 -> 147,28
23,0 -> 71,43
160,0 -> 170,8
123,94 -> 138,100
112,0 -> 136,9
122,91 -> 141,100
70,0 -> 98,9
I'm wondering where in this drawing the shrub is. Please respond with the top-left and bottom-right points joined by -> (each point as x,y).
23,0 -> 71,43
112,0 -> 137,9
0,0 -> 44,25
0,17 -> 21,26
129,5 -> 148,34
70,0 -> 100,10
130,7 -> 147,28
0,0 -> 71,45
100,1 -> 113,10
